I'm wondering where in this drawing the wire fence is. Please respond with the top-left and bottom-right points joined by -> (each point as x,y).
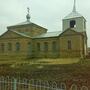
0,76 -> 64,90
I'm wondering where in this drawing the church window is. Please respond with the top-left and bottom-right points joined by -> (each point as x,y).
28,42 -> 31,48
16,42 -> 20,51
70,20 -> 76,28
68,40 -> 72,49
37,43 -> 40,51
52,41 -> 57,52
26,29 -> 29,32
1,43 -> 5,52
7,43 -> 12,51
28,42 -> 32,52
44,42 -> 48,52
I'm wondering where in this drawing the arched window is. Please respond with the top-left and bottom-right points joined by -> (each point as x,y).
7,43 -> 12,51
44,42 -> 48,52
70,20 -> 76,28
16,42 -> 20,51
81,86 -> 88,90
37,43 -> 40,51
1,43 -> 5,52
70,84 -> 78,90
52,41 -> 57,52
61,83 -> 66,90
68,40 -> 72,50
28,42 -> 32,52
28,42 -> 31,48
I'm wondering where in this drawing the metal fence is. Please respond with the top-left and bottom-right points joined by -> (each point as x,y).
0,76 -> 64,90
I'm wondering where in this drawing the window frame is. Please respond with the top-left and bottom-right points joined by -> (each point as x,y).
70,20 -> 76,28
52,41 -> 57,52
44,42 -> 48,52
37,43 -> 40,51
1,43 -> 5,52
7,43 -> 12,51
15,42 -> 20,52
68,40 -> 72,50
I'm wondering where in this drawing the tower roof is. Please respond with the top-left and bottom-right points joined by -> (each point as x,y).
64,11 -> 83,20
63,0 -> 83,19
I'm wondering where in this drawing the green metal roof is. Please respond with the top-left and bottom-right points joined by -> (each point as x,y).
64,11 -> 83,19
33,31 -> 62,38
11,30 -> 62,38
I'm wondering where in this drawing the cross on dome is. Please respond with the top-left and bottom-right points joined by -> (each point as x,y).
26,7 -> 31,22
27,7 -> 30,14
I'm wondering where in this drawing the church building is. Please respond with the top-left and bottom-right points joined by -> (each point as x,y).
0,0 -> 88,58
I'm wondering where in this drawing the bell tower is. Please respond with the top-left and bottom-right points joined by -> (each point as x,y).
62,0 -> 86,32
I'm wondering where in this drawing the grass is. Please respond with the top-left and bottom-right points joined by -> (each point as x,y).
37,58 -> 79,64
0,57 -> 90,81
0,58 -> 79,65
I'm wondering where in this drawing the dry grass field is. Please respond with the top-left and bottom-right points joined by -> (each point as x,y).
0,57 -> 79,65
0,57 -> 89,81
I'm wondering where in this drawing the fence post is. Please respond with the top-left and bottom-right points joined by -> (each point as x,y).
13,78 -> 17,90
39,80 -> 41,90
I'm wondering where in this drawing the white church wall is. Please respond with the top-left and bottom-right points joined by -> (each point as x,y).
62,17 -> 86,32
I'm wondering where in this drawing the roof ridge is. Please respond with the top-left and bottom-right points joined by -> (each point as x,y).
63,11 -> 83,19
10,30 -> 31,38
47,31 -> 62,33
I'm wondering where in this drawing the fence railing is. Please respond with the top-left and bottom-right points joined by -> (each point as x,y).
0,76 -> 64,90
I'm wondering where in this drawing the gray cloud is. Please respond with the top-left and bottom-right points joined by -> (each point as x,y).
0,0 -> 90,46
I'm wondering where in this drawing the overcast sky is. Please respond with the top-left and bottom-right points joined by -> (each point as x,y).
0,0 -> 90,46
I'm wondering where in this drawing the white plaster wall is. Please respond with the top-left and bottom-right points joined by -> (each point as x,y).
62,17 -> 86,32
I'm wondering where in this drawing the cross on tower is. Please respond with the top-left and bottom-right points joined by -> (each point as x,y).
27,7 -> 30,14
73,0 -> 76,12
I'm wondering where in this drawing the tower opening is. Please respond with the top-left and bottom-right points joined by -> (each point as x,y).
70,20 -> 76,28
